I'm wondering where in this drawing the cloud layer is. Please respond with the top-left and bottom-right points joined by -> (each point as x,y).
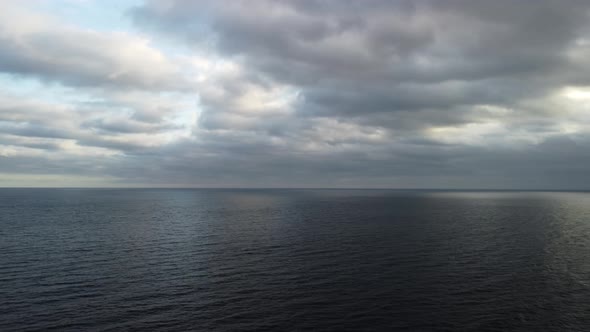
2,0 -> 590,188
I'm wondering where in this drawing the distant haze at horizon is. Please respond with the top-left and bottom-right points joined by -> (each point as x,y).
3,187 -> 590,191
2,0 -> 590,188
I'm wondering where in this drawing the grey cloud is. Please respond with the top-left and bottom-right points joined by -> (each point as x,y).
1,123 -> 72,140
122,0 -> 590,188
3,1 -> 590,188
132,0 -> 590,125
0,135 -> 62,151
0,4 -> 188,91
83,118 -> 182,135
0,91 -> 190,160
84,130 -> 590,189
0,153 -> 123,179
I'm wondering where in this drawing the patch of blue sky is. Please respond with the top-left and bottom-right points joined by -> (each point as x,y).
38,0 -> 203,61
37,0 -> 142,32
0,73 -> 99,105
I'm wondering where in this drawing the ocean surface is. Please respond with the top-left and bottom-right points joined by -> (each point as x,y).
1,189 -> 590,331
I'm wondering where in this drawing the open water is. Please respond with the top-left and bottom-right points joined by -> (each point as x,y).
2,189 -> 590,331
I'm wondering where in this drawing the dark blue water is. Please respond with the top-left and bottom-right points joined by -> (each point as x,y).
2,189 -> 590,331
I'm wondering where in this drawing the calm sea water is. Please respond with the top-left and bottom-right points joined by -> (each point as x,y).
1,189 -> 590,331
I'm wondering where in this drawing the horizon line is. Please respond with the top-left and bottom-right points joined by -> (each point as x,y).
1,187 -> 590,192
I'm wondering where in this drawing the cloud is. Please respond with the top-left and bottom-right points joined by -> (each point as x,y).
0,2 -> 187,91
2,0 -> 590,188
132,0 -> 590,121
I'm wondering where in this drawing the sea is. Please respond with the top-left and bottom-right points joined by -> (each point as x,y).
1,189 -> 590,331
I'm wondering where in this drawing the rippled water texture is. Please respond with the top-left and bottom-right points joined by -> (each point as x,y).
2,189 -> 590,331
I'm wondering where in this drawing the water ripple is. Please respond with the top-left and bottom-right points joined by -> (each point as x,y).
2,189 -> 590,331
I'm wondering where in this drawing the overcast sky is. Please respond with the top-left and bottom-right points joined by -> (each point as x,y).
1,0 -> 590,188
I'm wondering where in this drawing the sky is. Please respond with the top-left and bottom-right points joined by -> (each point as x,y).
1,0 -> 590,188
